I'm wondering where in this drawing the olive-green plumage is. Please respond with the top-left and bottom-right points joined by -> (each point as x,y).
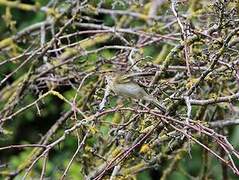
107,73 -> 166,113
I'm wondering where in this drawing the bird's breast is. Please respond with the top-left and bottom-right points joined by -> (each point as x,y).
112,83 -> 146,99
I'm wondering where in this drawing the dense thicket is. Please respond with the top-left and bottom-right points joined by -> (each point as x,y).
0,0 -> 239,179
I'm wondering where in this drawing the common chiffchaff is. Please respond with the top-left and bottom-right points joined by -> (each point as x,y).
106,73 -> 166,113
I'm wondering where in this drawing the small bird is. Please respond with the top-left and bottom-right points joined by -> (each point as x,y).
106,72 -> 166,113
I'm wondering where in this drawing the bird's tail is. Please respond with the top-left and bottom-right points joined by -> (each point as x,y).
144,95 -> 166,113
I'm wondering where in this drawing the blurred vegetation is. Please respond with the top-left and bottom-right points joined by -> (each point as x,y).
0,0 -> 239,179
